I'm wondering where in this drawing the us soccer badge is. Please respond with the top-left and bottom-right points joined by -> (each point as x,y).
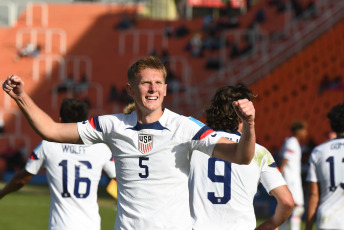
138,134 -> 153,154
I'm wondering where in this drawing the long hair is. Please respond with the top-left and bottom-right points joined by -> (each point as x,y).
206,84 -> 254,132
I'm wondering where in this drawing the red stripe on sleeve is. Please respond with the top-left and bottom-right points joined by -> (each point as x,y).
89,117 -> 96,130
199,129 -> 215,140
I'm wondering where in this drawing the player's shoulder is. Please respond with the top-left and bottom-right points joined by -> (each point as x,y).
312,137 -> 344,155
91,111 -> 137,131
163,108 -> 207,129
253,143 -> 275,166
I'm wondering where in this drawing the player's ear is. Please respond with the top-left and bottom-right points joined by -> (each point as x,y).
164,82 -> 167,96
126,83 -> 133,97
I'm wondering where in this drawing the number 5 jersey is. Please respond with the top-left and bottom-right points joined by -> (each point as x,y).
25,141 -> 116,230
189,131 -> 286,230
77,109 -> 221,230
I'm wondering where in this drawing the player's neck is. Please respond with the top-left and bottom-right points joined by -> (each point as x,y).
136,108 -> 164,124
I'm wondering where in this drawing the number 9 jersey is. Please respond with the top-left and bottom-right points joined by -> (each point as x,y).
25,141 -> 116,230
306,136 -> 344,229
189,131 -> 286,230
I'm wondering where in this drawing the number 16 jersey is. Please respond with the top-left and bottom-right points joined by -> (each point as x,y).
25,141 -> 116,230
189,131 -> 286,230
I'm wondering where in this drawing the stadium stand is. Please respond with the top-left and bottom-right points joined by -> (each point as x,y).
0,0 -> 343,166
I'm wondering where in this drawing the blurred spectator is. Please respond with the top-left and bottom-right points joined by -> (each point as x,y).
164,23 -> 173,38
303,1 -> 317,19
114,14 -> 135,30
229,42 -> 241,59
160,48 -> 170,65
75,74 -> 89,94
108,84 -> 119,102
3,143 -> 25,171
15,43 -> 41,61
57,74 -> 75,93
119,87 -> 133,105
149,48 -> 158,57
291,0 -> 304,18
318,75 -> 344,94
202,14 -> 213,32
205,54 -> 221,70
255,9 -> 266,23
190,33 -> 203,57
165,64 -> 182,94
174,24 -> 189,38
217,16 -> 239,29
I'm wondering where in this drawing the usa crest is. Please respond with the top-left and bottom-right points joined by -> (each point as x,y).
138,134 -> 153,154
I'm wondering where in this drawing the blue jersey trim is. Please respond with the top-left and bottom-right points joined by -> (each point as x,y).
33,142 -> 43,152
127,121 -> 169,131
189,117 -> 205,127
30,151 -> 39,160
93,117 -> 103,132
269,162 -> 278,168
192,126 -> 213,140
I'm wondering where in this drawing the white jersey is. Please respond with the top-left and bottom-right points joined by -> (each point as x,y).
306,137 -> 344,229
77,109 -> 221,230
189,131 -> 286,230
280,136 -> 304,205
25,141 -> 116,230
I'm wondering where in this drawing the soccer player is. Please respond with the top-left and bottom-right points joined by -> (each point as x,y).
0,98 -> 116,230
279,120 -> 308,230
306,103 -> 344,230
189,84 -> 294,230
2,56 -> 256,229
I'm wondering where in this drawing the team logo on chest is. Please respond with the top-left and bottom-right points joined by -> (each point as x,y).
138,134 -> 153,154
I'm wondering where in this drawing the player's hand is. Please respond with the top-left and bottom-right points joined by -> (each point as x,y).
232,99 -> 255,126
2,75 -> 24,99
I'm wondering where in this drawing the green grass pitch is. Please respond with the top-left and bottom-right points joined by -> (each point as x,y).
0,183 -> 310,229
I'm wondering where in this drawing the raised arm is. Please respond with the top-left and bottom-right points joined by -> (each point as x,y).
305,182 -> 319,230
2,75 -> 81,143
0,169 -> 34,199
256,185 -> 295,230
212,99 -> 255,164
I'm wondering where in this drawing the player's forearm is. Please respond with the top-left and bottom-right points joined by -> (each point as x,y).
256,201 -> 293,230
15,92 -> 80,143
236,122 -> 255,164
15,92 -> 57,139
0,170 -> 32,199
305,194 -> 318,230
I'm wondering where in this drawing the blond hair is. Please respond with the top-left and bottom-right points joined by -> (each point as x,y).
127,56 -> 167,83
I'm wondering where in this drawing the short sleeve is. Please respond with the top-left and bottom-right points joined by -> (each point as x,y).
260,148 -> 286,194
306,149 -> 318,182
187,117 -> 221,156
25,141 -> 46,175
281,140 -> 295,161
77,116 -> 107,146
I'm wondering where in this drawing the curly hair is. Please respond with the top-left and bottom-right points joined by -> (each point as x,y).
205,84 -> 254,132
127,56 -> 167,83
327,103 -> 344,134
